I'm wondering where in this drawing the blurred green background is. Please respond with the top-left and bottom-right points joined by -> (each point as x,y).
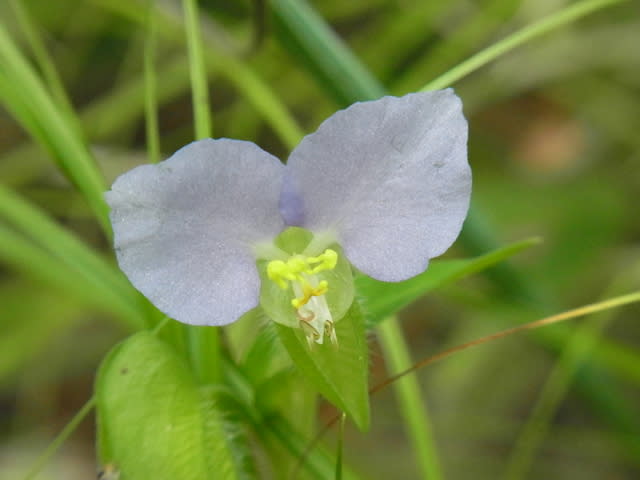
1,0 -> 639,478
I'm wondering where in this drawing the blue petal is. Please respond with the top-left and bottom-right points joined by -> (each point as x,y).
106,139 -> 285,326
282,90 -> 471,281
279,172 -> 305,226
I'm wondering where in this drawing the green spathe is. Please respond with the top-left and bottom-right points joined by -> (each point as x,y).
276,301 -> 370,430
96,332 -> 253,479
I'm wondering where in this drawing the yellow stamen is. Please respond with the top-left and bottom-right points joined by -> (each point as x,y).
266,249 -> 337,294
291,280 -> 328,309
308,249 -> 338,274
266,249 -> 339,345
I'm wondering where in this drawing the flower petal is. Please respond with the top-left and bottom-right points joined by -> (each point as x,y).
282,90 -> 471,282
106,139 -> 285,326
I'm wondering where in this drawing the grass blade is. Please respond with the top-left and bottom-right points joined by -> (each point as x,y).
420,0 -> 627,91
0,22 -> 110,232
271,0 -> 385,105
182,0 -> 212,138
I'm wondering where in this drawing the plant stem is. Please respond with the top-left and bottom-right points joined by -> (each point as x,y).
378,316 -> 442,480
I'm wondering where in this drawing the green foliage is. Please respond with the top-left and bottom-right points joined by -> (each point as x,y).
276,302 -> 370,431
96,332 -> 254,479
0,185 -> 147,329
0,22 -> 110,231
358,237 -> 541,327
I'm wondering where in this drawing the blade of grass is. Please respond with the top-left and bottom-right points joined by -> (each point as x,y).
378,316 -> 442,480
8,0 -> 78,126
92,0 -> 303,148
354,1 -> 452,82
22,397 -> 96,480
0,224 -> 139,327
0,22 -> 110,232
182,0 -> 211,139
0,185 -> 144,327
144,1 -> 161,163
504,265 -> 640,479
392,0 -> 523,93
358,237 -> 542,326
270,0 -> 385,105
420,0 -> 627,92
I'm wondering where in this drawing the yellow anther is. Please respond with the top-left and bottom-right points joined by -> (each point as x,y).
267,260 -> 292,289
315,280 -> 328,295
286,257 -> 304,273
308,249 -> 338,274
267,249 -> 338,316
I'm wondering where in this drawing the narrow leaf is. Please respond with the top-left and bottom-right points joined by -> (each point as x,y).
0,22 -> 109,231
358,237 -> 541,326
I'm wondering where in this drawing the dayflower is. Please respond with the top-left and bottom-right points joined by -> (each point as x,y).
106,90 -> 471,345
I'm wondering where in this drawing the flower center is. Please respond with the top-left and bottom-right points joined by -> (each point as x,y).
267,249 -> 338,346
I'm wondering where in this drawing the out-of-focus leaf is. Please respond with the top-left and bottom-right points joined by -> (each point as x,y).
0,282 -> 82,381
96,332 -> 254,479
358,237 -> 541,326
92,0 -> 304,149
270,0 -> 385,106
0,185 -> 145,329
0,22 -> 109,231
241,318 -> 292,386
261,413 -> 362,480
276,302 -> 369,431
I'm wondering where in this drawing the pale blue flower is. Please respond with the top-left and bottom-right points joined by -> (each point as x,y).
106,90 -> 471,335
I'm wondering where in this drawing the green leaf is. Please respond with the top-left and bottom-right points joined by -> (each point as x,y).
94,0 -> 304,150
96,332 -> 253,479
0,22 -> 109,231
271,0 -> 385,106
358,237 -> 541,327
0,185 -> 146,329
0,282 -> 82,381
276,302 -> 369,431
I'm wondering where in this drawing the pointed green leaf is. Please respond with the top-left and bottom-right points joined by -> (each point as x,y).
357,237 -> 541,327
96,332 -> 253,479
276,302 -> 369,431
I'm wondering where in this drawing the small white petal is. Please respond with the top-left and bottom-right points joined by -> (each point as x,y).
106,139 -> 285,326
282,90 -> 471,281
